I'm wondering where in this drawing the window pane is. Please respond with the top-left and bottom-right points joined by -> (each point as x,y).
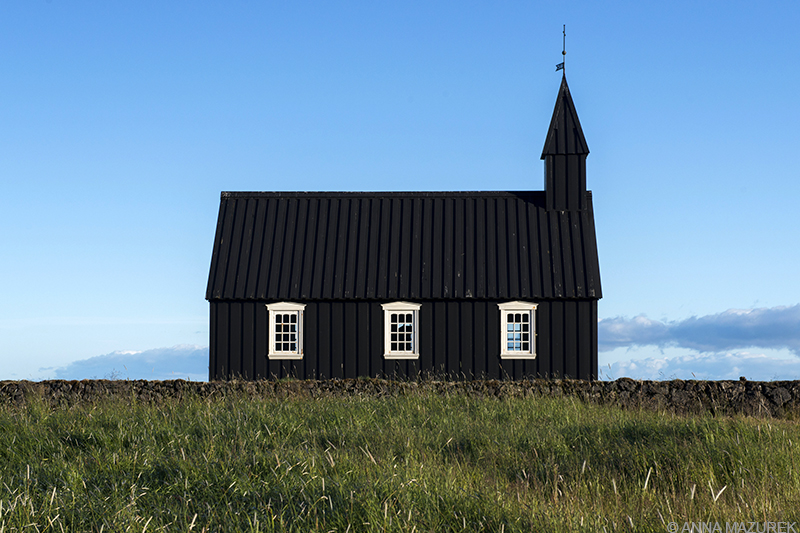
386,308 -> 417,355
521,314 -> 529,323
272,310 -> 303,354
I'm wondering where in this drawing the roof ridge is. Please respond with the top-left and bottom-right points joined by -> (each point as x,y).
220,191 -> 545,199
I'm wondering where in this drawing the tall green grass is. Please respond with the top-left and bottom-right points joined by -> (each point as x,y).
0,391 -> 798,531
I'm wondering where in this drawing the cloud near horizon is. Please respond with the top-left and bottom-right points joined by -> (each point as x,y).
50,345 -> 208,381
599,304 -> 800,356
602,351 -> 800,381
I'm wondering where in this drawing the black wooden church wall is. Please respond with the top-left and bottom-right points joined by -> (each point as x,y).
209,299 -> 597,380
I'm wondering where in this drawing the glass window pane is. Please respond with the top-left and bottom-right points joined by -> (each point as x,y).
386,308 -> 417,355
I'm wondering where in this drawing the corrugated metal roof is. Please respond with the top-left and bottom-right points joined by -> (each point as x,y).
206,191 -> 601,301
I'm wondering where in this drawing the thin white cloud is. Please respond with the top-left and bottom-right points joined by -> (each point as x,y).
599,304 -> 800,355
51,345 -> 208,381
603,350 -> 800,381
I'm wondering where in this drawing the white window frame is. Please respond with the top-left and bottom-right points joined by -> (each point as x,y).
266,302 -> 306,360
382,302 -> 421,359
498,301 -> 537,359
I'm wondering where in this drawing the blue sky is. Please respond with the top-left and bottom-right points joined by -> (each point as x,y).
2,1 -> 799,381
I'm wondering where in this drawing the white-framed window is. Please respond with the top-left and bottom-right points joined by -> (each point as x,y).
498,301 -> 537,359
266,302 -> 306,360
382,302 -> 421,359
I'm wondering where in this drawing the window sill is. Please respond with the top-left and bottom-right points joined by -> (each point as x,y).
268,353 -> 304,360
383,353 -> 420,360
500,354 -> 538,360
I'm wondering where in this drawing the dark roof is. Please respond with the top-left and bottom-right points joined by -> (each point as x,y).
542,75 -> 589,157
206,191 -> 601,301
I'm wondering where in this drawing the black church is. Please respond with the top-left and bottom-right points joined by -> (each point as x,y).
206,75 -> 602,380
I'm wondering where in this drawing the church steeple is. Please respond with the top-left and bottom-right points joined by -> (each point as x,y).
541,75 -> 589,211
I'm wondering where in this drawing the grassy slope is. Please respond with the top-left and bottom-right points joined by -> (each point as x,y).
0,393 -> 798,532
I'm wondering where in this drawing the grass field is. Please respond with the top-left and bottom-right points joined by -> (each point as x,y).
0,390 -> 798,531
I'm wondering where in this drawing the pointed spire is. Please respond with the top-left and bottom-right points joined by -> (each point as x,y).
541,75 -> 589,158
541,75 -> 589,211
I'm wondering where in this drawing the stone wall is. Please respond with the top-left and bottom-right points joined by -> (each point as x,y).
1,378 -> 799,418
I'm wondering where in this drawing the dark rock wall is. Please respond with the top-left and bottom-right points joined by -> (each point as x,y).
1,378 -> 799,418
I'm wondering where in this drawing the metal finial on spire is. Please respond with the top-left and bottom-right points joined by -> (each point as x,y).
556,25 -> 565,72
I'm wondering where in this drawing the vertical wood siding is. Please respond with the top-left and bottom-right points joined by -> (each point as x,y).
210,300 -> 597,381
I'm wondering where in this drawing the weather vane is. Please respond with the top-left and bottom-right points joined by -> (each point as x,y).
556,25 -> 565,72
